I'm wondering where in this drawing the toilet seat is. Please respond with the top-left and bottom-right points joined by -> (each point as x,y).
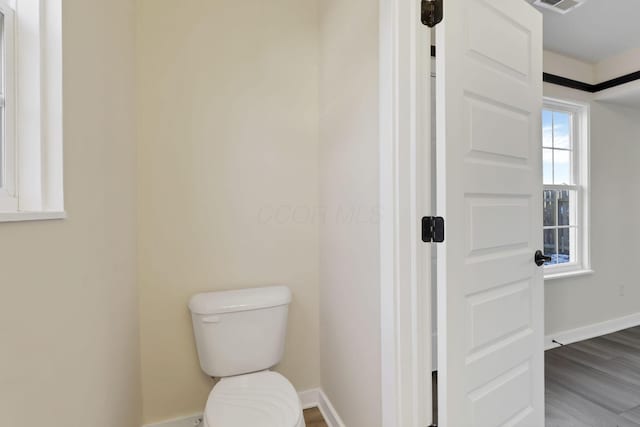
204,371 -> 304,427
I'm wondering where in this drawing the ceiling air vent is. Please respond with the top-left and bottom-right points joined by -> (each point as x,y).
533,0 -> 587,14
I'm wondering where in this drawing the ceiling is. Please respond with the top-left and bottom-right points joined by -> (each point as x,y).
529,0 -> 640,63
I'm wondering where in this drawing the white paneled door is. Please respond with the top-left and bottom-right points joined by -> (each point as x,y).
435,0 -> 543,426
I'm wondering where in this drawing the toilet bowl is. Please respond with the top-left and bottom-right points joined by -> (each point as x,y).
203,371 -> 304,427
189,286 -> 305,427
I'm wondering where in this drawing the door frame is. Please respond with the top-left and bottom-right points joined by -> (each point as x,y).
379,0 -> 433,426
380,1 -> 545,425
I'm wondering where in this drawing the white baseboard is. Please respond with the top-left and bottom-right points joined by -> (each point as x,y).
142,413 -> 203,427
298,388 -> 320,410
298,388 -> 346,427
316,389 -> 346,427
545,311 -> 640,350
142,388 -> 345,427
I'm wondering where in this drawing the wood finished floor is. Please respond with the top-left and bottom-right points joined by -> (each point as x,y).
303,327 -> 640,427
546,326 -> 640,426
303,407 -> 328,427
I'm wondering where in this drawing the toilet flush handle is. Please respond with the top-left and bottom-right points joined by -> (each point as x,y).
201,316 -> 220,324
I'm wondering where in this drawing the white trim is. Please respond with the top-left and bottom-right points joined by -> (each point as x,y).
0,188 -> 17,210
544,312 -> 640,350
0,1 -> 17,207
544,268 -> 594,281
316,389 -> 346,427
0,0 -> 64,218
298,388 -> 320,410
0,210 -> 64,222
542,98 -> 591,278
15,0 -> 43,210
141,389 -> 346,427
298,389 -> 347,427
40,0 -> 64,211
379,0 -> 432,426
142,414 -> 203,427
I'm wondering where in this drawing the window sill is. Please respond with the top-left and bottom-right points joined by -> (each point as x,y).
0,211 -> 66,223
544,268 -> 594,281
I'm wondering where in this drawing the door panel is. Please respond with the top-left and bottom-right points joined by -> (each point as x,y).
436,0 -> 543,426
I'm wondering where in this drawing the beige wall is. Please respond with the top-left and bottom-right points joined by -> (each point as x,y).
0,1 -> 140,426
543,82 -> 640,336
544,50 -> 596,84
318,0 -> 382,426
544,46 -> 640,84
543,51 -> 640,335
596,47 -> 640,82
136,0 -> 321,423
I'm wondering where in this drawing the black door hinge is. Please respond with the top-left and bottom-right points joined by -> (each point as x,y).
421,0 -> 443,28
422,216 -> 445,243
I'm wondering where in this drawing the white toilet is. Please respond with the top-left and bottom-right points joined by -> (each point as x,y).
189,286 -> 305,427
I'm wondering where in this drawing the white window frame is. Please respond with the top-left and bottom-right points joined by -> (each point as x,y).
0,0 -> 65,222
0,0 -> 16,212
543,97 -> 591,280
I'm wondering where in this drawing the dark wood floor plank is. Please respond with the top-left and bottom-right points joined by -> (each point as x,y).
622,405 -> 640,424
546,402 -> 589,427
568,339 -> 617,360
551,340 -> 640,387
613,329 -> 640,344
303,407 -> 328,427
547,344 -> 609,367
546,326 -> 640,426
593,357 -> 640,388
604,331 -> 640,351
571,337 -> 620,359
594,336 -> 640,362
621,327 -> 640,339
546,378 -> 640,427
545,351 -> 640,413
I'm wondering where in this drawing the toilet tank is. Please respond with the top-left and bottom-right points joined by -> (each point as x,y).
188,286 -> 292,377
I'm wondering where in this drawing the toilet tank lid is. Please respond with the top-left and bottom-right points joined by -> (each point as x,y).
189,286 -> 292,315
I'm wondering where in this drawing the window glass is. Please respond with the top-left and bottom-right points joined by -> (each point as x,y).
542,107 -> 580,269
543,190 -> 556,227
543,148 -> 553,184
553,150 -> 571,185
552,111 -> 572,149
542,189 -> 576,266
557,190 -> 570,226
542,110 -> 553,148
543,229 -> 557,266
557,227 -> 572,263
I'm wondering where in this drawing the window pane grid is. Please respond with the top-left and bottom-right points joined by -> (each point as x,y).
542,187 -> 578,266
543,109 -> 574,186
542,106 -> 580,268
543,226 -> 577,266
